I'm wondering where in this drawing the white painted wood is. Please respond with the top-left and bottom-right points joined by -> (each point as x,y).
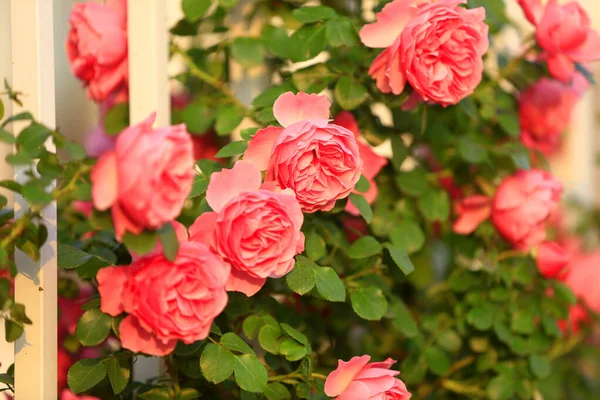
127,0 -> 170,381
10,0 -> 58,398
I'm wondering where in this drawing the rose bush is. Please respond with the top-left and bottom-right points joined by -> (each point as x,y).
1,0 -> 600,399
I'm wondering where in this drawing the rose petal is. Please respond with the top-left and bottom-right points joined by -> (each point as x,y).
189,212 -> 218,246
359,0 -> 416,48
91,151 -> 118,211
206,161 -> 262,212
244,126 -> 284,170
119,316 -> 178,356
273,92 -> 331,128
324,355 -> 371,396
226,267 -> 267,297
97,266 -> 128,316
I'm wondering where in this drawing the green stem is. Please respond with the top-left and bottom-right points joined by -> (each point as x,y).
496,249 -> 528,262
163,356 -> 181,393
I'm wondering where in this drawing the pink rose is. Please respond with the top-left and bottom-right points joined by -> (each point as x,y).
189,161 -> 304,297
67,0 -> 128,102
57,349 -> 72,393
91,113 -> 194,240
360,0 -> 489,106
491,169 -> 562,250
563,252 -> 600,314
244,92 -> 362,212
324,355 -> 411,400
536,241 -> 571,279
452,195 -> 491,235
60,389 -> 99,400
97,241 -> 230,356
519,78 -> 580,155
333,112 -> 388,216
518,0 -> 600,82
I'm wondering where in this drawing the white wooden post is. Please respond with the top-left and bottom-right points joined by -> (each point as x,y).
10,0 -> 58,398
127,0 -> 170,381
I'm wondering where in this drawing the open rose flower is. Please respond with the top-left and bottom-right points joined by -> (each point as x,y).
189,161 -> 304,296
360,0 -> 489,106
244,92 -> 362,212
324,355 -> 411,399
97,241 -> 230,356
518,0 -> 600,82
67,0 -> 128,102
519,78 -> 580,154
536,240 -> 571,279
452,195 -> 491,235
91,113 -> 194,240
60,389 -> 100,400
491,169 -> 562,250
333,111 -> 388,216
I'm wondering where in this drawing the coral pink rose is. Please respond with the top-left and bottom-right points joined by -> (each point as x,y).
189,161 -> 304,297
60,389 -> 99,400
452,195 -> 491,235
536,241 -> 571,279
360,0 -> 489,106
491,169 -> 562,250
333,112 -> 388,216
518,0 -> 600,83
563,252 -> 600,314
244,92 -> 362,212
67,0 -> 128,102
324,355 -> 411,400
57,349 -> 72,393
519,78 -> 580,154
91,113 -> 194,240
97,241 -> 230,356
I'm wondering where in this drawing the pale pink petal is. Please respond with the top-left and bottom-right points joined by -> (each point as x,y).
244,126 -> 283,170
359,0 -> 416,48
206,161 -> 262,212
226,268 -> 267,297
96,266 -> 127,316
119,316 -> 177,356
324,355 -> 371,396
91,151 -> 118,211
338,381 -> 372,400
273,92 -> 331,128
517,0 -> 544,26
569,30 -> 600,63
189,212 -> 218,246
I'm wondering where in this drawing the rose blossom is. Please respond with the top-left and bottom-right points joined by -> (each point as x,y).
452,195 -> 491,235
491,169 -> 562,250
563,252 -> 600,314
60,389 -> 100,400
67,0 -> 128,102
519,78 -> 580,154
244,92 -> 362,212
518,0 -> 600,82
97,241 -> 230,356
359,0 -> 489,106
333,111 -> 388,216
536,240 -> 571,279
324,355 -> 411,399
91,113 -> 194,240
189,161 -> 304,297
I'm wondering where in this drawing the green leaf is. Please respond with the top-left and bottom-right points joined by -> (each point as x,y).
251,83 -> 295,108
58,244 -> 95,269
529,354 -> 551,379
280,323 -> 308,346
178,388 -> 202,400
458,136 -> 488,164
278,338 -> 307,361
10,303 -> 32,325
385,243 -> 415,275
182,0 -> 211,22
264,382 -> 292,400
0,373 -> 13,386
242,315 -> 265,340
230,38 -> 264,68
0,180 -> 22,194
139,388 -> 172,400
437,330 -> 463,353
0,129 -> 15,144
355,175 -> 370,193
325,18 -> 357,47
554,282 -> 577,305
65,141 -> 86,161
348,236 -> 382,259
234,354 -> 268,393
511,310 -> 534,335
575,63 -> 596,84
335,76 -> 368,110
215,105 -> 244,136
286,257 -> 317,295
467,304 -> 495,331
221,332 -> 256,356
200,343 -> 236,384
22,181 -> 53,207
188,174 -> 209,198
511,152 -> 530,170
486,375 -> 515,400
215,140 -> 248,158
396,169 -> 430,196
497,113 -> 520,138
0,99 -> 3,120
4,320 -> 23,342
258,324 -> 282,354
262,25 -> 290,58
104,103 -> 129,135
389,219 -> 425,254
0,112 -> 33,129
424,347 -> 451,375
292,6 -> 337,23
313,266 -> 346,302
418,190 -> 450,221
175,340 -> 205,356
123,230 -> 158,257
349,193 -> 373,223
350,287 -> 388,320
158,223 -> 179,262
390,301 -> 419,338
16,122 -> 51,151
292,64 -> 333,93
68,358 -> 107,394
289,25 -> 327,62
305,230 -> 326,261
103,357 -> 130,395
182,103 -> 214,134
76,308 -> 112,346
